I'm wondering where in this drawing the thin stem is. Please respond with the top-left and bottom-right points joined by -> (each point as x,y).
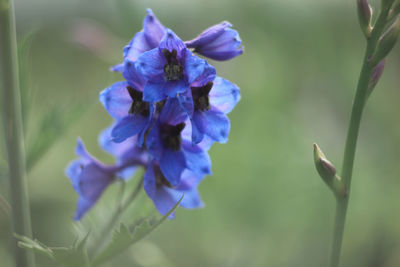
90,177 -> 144,257
329,6 -> 391,267
0,1 -> 35,267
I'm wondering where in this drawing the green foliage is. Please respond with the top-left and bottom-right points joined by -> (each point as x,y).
26,103 -> 87,171
16,233 -> 90,267
15,197 -> 182,267
92,196 -> 182,267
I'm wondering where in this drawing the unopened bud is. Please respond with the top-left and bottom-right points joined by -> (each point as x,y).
314,143 -> 336,180
372,17 -> 400,65
368,59 -> 385,96
358,0 -> 373,37
313,144 -> 347,198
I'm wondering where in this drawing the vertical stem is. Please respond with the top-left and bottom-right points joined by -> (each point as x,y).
0,1 -> 35,267
329,6 -> 391,267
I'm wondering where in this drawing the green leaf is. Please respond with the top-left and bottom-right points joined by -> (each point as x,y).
92,195 -> 183,267
15,233 -> 90,267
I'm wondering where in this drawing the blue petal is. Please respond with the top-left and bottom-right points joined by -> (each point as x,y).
111,115 -> 149,143
143,9 -> 166,48
143,81 -> 166,102
143,163 -> 182,218
75,138 -> 93,163
135,48 -> 165,81
186,24 -> 243,61
196,28 -> 243,61
209,77 -> 241,114
184,52 -> 205,84
124,31 -> 152,63
192,109 -> 230,143
146,123 -> 163,160
110,63 -> 124,73
99,81 -> 131,120
143,163 -> 157,199
74,197 -> 92,220
159,29 -> 186,57
164,80 -> 189,98
160,98 -> 188,125
185,21 -> 232,48
178,188 -> 204,209
178,89 -> 194,117
190,62 -> 216,87
160,149 -> 186,186
122,61 -> 146,90
182,141 -> 212,176
191,118 -> 205,144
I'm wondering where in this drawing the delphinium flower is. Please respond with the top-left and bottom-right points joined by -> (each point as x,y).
67,8 -> 242,219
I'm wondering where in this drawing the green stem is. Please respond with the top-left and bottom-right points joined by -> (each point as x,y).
0,1 -> 35,267
329,6 -> 391,267
90,177 -> 143,258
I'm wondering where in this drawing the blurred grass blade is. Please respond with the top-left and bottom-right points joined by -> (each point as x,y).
26,102 -> 87,171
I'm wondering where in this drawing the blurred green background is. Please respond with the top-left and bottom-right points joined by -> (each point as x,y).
2,0 -> 400,266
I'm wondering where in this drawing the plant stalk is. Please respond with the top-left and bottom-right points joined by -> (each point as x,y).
0,0 -> 35,266
90,177 -> 143,258
329,6 -> 391,267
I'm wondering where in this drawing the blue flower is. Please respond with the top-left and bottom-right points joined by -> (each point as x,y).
99,124 -> 149,180
99,80 -> 153,145
66,138 -> 118,220
143,162 -> 205,218
146,98 -> 211,186
179,63 -> 240,143
136,29 -> 206,102
111,8 -> 166,72
185,21 -> 243,61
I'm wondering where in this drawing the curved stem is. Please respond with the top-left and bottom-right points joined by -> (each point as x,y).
90,176 -> 143,257
329,6 -> 391,267
0,1 -> 35,266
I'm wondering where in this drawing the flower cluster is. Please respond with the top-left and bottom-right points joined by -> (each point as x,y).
66,9 -> 242,220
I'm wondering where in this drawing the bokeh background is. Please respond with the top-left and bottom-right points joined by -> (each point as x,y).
1,0 -> 400,266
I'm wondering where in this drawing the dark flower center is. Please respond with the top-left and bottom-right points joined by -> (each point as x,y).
126,86 -> 150,116
162,49 -> 183,81
160,122 -> 185,151
191,82 -> 213,111
154,164 -> 173,188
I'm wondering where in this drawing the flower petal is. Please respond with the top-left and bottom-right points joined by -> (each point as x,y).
184,52 -> 205,84
143,9 -> 166,48
124,31 -> 152,63
99,81 -> 131,120
209,77 -> 241,114
193,109 -> 230,143
190,61 -> 216,87
159,29 -> 186,57
182,140 -> 212,176
159,98 -> 188,125
187,24 -> 243,61
111,115 -> 149,143
185,21 -> 232,48
160,149 -> 186,186
136,48 -> 165,81
143,81 -> 166,102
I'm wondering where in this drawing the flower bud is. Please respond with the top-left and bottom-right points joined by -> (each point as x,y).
314,143 -> 336,180
357,0 -> 373,37
372,17 -> 400,65
313,144 -> 347,198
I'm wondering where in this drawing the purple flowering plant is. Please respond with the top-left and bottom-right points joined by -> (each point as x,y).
17,8 -> 242,265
